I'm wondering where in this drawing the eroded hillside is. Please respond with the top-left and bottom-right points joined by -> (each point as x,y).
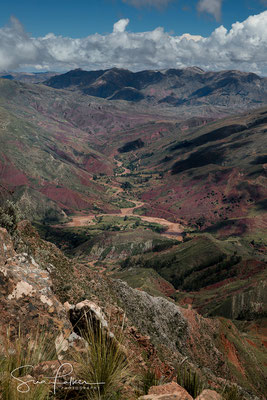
0,69 -> 266,398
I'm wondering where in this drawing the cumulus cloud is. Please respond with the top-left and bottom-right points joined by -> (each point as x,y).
197,0 -> 223,21
122,0 -> 174,8
0,12 -> 267,75
0,16 -> 44,70
113,19 -> 129,33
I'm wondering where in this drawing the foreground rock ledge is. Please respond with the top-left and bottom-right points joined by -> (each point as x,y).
139,382 -> 193,399
138,382 -> 223,399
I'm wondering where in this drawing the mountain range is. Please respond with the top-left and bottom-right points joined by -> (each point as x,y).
45,67 -> 267,112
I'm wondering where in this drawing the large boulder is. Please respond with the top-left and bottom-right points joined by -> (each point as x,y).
138,385 -> 223,400
139,381 -> 193,399
139,396 -> 190,400
195,389 -> 223,399
66,299 -> 109,333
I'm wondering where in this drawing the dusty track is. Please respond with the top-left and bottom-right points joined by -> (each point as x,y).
61,199 -> 184,241
116,160 -> 131,175
56,160 -> 184,240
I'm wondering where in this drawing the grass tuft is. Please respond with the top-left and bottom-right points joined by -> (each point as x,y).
73,314 -> 132,400
140,367 -> 161,395
222,385 -> 242,400
0,326 -> 57,400
176,365 -> 204,398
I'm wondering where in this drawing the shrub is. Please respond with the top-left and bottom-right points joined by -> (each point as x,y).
0,200 -> 21,234
121,181 -> 132,190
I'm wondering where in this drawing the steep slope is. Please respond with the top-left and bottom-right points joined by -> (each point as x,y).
116,106 -> 267,235
107,106 -> 266,325
119,233 -> 266,319
4,220 -> 265,399
0,69 -> 266,398
0,78 -> 164,221
0,102 -> 111,220
1,70 -> 266,225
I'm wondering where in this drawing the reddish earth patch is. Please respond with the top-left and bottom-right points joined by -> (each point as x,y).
83,155 -> 112,175
141,167 -> 266,232
75,169 -> 107,191
180,307 -> 223,369
0,159 -> 29,187
221,334 -> 246,376
217,215 -> 267,238
76,170 -> 95,187
203,278 -> 236,291
179,297 -> 194,305
245,338 -> 258,348
239,259 -> 267,278
40,184 -> 93,210
153,277 -> 176,297
246,322 -> 267,350
201,260 -> 265,292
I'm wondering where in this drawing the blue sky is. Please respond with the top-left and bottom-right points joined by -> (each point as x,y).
0,0 -> 266,38
0,0 -> 266,74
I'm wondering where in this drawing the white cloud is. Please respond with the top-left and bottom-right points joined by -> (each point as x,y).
113,19 -> 129,33
0,12 -> 267,75
197,0 -> 223,21
180,33 -> 203,42
0,16 -> 43,70
122,0 -> 174,8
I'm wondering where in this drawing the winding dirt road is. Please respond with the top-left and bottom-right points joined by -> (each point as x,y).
62,199 -> 184,241
116,160 -> 131,175
56,160 -> 184,241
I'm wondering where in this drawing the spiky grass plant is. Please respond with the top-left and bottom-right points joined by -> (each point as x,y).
73,314 -> 132,400
176,365 -> 204,398
222,385 -> 241,400
0,326 -> 57,400
140,367 -> 160,395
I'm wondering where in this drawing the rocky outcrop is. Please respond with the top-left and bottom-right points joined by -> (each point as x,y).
0,227 -> 72,354
65,299 -> 109,334
111,279 -> 188,358
111,279 -> 226,371
110,279 -> 265,398
138,385 -> 223,400
15,220 -> 86,304
141,382 -> 193,399
140,393 -> 191,400
1,222 -> 265,399
195,389 -> 223,399
0,227 -> 15,260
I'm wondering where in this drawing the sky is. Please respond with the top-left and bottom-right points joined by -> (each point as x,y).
0,0 -> 266,74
